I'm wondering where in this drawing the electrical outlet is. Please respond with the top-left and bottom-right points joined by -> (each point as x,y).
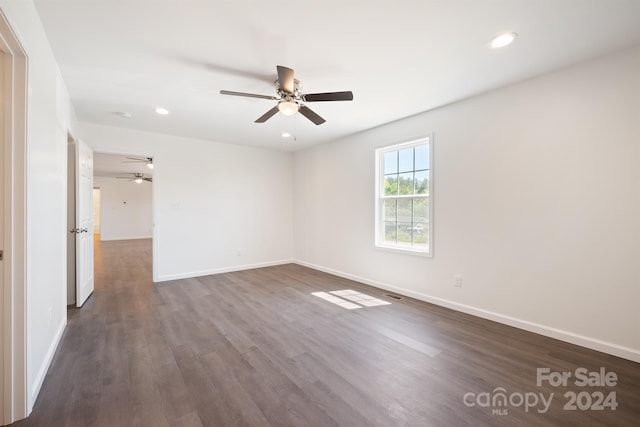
454,275 -> 463,288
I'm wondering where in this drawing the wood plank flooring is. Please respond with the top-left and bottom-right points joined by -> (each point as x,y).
11,239 -> 640,426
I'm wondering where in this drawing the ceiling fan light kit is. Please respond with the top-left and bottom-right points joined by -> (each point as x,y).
220,65 -> 353,126
278,100 -> 299,116
116,172 -> 152,183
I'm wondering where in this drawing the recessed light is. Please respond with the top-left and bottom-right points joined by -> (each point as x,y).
281,132 -> 291,138
490,32 -> 518,48
155,107 -> 169,115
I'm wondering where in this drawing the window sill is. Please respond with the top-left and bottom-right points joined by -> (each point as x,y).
374,244 -> 432,258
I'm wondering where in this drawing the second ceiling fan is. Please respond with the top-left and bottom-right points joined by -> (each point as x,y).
117,173 -> 152,183
220,65 -> 353,125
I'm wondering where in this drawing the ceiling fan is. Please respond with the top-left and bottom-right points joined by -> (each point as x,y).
116,173 -> 152,183
220,65 -> 353,125
122,156 -> 153,169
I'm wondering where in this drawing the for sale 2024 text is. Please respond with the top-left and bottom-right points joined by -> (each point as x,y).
537,367 -> 618,411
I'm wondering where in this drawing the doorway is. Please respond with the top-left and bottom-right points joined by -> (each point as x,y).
92,188 -> 101,238
93,152 -> 154,242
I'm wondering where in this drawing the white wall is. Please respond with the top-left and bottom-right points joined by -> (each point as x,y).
94,176 -> 152,240
0,0 -> 75,415
80,123 -> 294,281
293,46 -> 640,362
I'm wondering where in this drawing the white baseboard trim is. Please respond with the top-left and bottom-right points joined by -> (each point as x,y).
156,259 -> 295,282
294,260 -> 640,363
99,235 -> 152,241
29,317 -> 67,411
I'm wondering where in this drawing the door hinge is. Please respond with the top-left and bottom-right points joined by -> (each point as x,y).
0,250 -> 3,261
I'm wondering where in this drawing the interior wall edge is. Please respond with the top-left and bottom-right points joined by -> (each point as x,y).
154,258 -> 295,283
293,259 -> 640,364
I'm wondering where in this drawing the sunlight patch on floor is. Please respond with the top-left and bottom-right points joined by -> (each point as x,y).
312,289 -> 391,310
330,289 -> 392,307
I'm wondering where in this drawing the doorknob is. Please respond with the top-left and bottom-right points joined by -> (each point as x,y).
70,228 -> 80,234
81,228 -> 88,233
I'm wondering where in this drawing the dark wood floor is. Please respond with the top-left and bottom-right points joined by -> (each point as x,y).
12,239 -> 640,426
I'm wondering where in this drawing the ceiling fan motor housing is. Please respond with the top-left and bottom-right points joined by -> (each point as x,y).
276,78 -> 302,100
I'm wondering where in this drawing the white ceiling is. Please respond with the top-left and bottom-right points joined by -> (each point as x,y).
35,1 -> 640,151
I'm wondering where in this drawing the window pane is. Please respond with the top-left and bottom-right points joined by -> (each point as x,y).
412,223 -> 428,247
398,172 -> 414,195
397,199 -> 412,223
384,151 -> 398,174
415,144 -> 429,170
397,222 -> 412,245
398,148 -> 414,173
384,222 -> 397,243
383,199 -> 397,221
384,174 -> 398,196
413,198 -> 428,223
414,170 -> 429,195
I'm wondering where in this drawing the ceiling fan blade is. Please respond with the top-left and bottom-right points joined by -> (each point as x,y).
143,178 -> 153,182
304,91 -> 354,102
277,66 -> 295,93
299,105 -> 326,125
220,90 -> 276,100
255,105 -> 280,123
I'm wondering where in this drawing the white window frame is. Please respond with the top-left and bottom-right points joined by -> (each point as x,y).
374,135 -> 433,256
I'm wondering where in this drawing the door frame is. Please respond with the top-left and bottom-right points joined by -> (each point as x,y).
66,138 -> 76,306
0,8 -> 28,425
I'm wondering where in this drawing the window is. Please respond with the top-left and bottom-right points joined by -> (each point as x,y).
375,136 -> 432,255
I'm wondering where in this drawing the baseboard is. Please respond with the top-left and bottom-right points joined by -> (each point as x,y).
29,317 -> 67,411
99,235 -> 152,241
156,259 -> 295,282
294,260 -> 640,364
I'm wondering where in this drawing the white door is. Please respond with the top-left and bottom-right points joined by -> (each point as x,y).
75,139 -> 94,307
